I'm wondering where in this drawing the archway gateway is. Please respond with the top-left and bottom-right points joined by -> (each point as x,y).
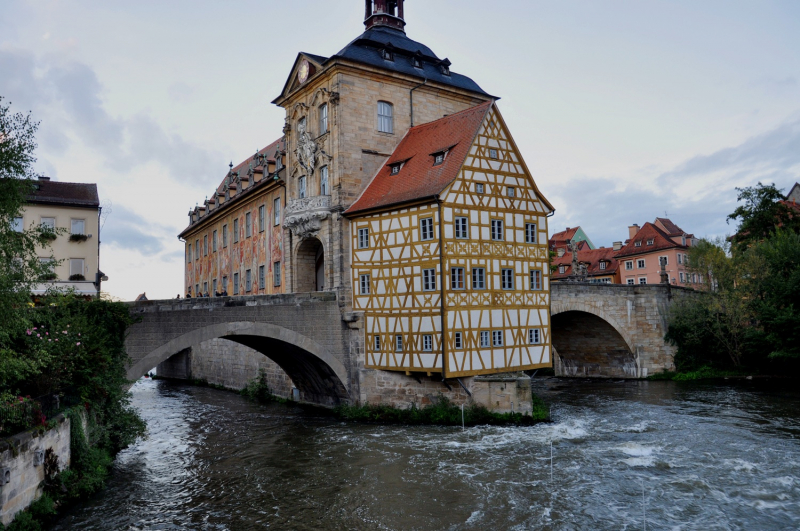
295,238 -> 324,292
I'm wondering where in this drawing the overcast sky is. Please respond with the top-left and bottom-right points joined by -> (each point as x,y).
2,0 -> 799,300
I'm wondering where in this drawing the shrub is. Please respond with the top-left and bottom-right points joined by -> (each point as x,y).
68,234 -> 88,243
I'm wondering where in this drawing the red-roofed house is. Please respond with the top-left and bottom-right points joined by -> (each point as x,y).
551,247 -> 620,284
616,219 -> 701,287
344,101 -> 555,377
549,226 -> 595,257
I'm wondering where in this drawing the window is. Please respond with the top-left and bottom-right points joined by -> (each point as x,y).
187,244 -> 192,263
489,148 -> 498,159
677,254 -> 683,265
319,103 -> 328,135
680,272 -> 685,282
525,223 -> 537,244
684,254 -> 689,266
382,48 -> 394,61
454,332 -> 463,349
492,330 -> 503,347
259,205 -> 265,232
203,282 -> 208,295
434,152 -> 445,165
455,217 -> 468,239
507,187 -> 515,197
233,219 -> 239,243
625,261 -> 633,270
476,183 -> 484,194
599,261 -> 607,270
682,236 -> 687,246
634,241 -> 642,247
451,267 -> 465,290
637,259 -> 645,268
212,279 -> 217,295
70,219 -> 85,235
390,164 -> 401,175
274,198 -> 281,226
472,268 -> 485,290
274,261 -> 281,286
692,273 -> 698,283
245,213 -> 252,238
491,219 -> 504,241
299,176 -> 307,199
233,273 -> 240,295
422,268 -> 437,291
259,265 -> 265,289
358,228 -> 370,249
213,230 -> 218,252
480,331 -> 490,348
320,166 -> 329,195
529,329 -> 541,344
423,335 -> 433,351
639,277 -> 647,285
647,239 -> 654,246
627,278 -> 635,285
203,235 -> 208,255
69,258 -> 84,278
195,239 -> 200,259
195,284 -> 199,296
378,101 -> 393,133
413,56 -> 422,68
395,335 -> 403,352
223,224 -> 228,247
12,217 -> 23,232
559,265 -> 566,274
420,217 -> 434,241
222,276 -> 228,293
374,336 -> 381,351
360,274 -> 371,295
245,269 -> 252,292
530,270 -> 542,290
502,269 -> 514,290
40,217 -> 55,230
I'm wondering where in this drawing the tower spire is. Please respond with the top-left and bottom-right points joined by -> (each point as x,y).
364,0 -> 406,33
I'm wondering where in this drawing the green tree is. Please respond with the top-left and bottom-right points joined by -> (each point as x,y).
727,182 -> 800,251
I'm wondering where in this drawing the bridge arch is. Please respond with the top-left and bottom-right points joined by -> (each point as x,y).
550,301 -> 638,378
127,321 -> 348,405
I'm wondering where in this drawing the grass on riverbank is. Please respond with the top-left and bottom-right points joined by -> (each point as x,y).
648,365 -> 753,381
240,370 -> 290,405
333,394 -> 549,427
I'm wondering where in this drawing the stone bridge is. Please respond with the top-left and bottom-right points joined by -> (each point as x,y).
550,283 -> 688,378
124,285 -> 688,406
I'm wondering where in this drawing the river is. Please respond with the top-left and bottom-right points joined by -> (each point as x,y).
53,377 -> 800,530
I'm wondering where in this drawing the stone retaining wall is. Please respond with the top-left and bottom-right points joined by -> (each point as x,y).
0,415 -> 71,526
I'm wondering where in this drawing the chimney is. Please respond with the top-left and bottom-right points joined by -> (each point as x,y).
628,224 -> 640,239
613,241 -> 623,251
38,176 -> 51,181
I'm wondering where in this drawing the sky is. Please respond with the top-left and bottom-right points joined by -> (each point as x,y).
1,0 -> 799,300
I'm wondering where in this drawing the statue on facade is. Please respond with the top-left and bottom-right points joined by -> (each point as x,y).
295,118 -> 317,175
567,239 -> 588,282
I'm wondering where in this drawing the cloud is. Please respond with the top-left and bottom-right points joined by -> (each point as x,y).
0,47 -> 223,186
100,204 -> 174,257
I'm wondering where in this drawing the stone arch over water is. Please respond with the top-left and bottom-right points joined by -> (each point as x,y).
127,321 -> 349,405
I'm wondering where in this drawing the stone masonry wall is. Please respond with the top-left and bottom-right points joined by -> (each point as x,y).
0,415 -> 71,526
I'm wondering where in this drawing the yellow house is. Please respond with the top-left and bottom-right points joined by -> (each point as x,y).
16,177 -> 103,296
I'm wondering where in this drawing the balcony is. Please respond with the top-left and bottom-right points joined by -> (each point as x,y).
284,195 -> 332,239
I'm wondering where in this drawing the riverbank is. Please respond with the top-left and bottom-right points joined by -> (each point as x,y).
647,365 -> 797,381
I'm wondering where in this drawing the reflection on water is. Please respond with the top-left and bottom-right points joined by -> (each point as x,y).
54,378 -> 800,530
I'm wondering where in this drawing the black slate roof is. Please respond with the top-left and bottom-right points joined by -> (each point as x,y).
328,27 -> 491,97
28,180 -> 100,208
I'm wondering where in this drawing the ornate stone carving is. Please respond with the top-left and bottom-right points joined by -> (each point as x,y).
284,195 -> 332,238
295,118 -> 318,175
285,211 -> 329,239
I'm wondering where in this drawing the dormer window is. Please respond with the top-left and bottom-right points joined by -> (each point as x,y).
599,261 -> 607,270
389,163 -> 402,175
647,239 -> 654,245
412,56 -> 422,68
434,152 -> 446,165
634,241 -> 642,247
439,59 -> 451,76
382,48 -> 394,61
559,265 -> 566,274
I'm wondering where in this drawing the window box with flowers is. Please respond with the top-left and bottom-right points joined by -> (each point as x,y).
69,234 -> 88,242
69,274 -> 86,281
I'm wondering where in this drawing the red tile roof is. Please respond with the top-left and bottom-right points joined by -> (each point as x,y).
654,217 -> 684,236
551,247 -> 619,280
28,179 -> 99,208
615,222 -> 685,258
345,101 -> 493,215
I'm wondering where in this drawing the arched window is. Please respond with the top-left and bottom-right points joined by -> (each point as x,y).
378,101 -> 393,133
319,104 -> 328,135
299,176 -> 307,199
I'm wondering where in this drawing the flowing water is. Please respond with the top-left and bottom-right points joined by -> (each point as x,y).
54,377 -> 800,530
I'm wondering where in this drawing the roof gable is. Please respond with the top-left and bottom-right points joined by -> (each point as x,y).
345,102 -> 493,215
277,53 -> 329,102
615,222 -> 683,258
654,217 -> 685,236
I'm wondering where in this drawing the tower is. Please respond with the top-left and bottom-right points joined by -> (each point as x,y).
364,0 -> 406,32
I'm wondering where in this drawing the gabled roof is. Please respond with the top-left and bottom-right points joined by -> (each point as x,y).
615,222 -> 685,258
654,217 -> 685,236
787,182 -> 800,203
27,180 -> 99,208
345,101 -> 492,215
551,247 -> 619,280
213,137 -> 284,197
550,227 -> 579,243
